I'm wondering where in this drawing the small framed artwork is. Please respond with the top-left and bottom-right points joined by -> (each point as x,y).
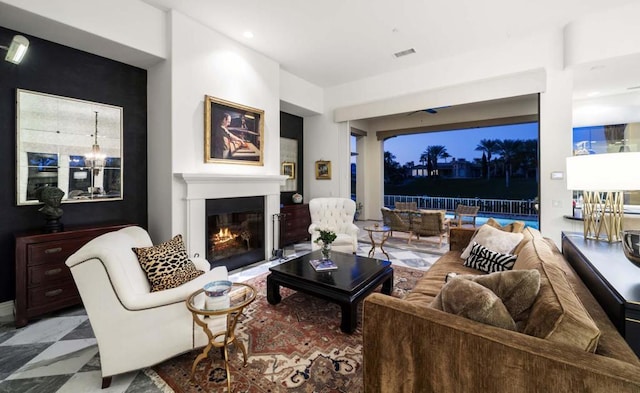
204,95 -> 264,165
282,162 -> 295,179
315,160 -> 331,180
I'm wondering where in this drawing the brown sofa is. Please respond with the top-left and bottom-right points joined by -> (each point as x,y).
363,227 -> 640,392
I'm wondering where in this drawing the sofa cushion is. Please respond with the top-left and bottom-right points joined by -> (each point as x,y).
430,276 -> 517,331
464,242 -> 518,272
485,217 -> 525,233
516,238 -> 601,352
133,234 -> 204,292
460,224 -> 524,259
512,226 -> 544,255
404,251 -> 479,306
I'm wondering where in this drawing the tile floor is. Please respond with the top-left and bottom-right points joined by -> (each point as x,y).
0,241 -> 438,393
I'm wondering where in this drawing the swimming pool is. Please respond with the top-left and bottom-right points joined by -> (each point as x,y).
445,214 -> 540,230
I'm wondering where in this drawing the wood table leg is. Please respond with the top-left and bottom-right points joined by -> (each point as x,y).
340,302 -> 358,334
266,275 -> 281,304
381,270 -> 394,295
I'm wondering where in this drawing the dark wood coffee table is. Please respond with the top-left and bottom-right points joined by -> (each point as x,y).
267,250 -> 393,333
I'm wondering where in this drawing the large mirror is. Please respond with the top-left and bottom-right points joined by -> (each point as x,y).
16,89 -> 123,205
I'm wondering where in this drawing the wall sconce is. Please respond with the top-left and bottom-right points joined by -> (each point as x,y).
1,35 -> 29,64
566,152 -> 640,242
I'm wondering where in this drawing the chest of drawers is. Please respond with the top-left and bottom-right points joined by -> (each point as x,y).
280,204 -> 311,247
14,223 -> 131,327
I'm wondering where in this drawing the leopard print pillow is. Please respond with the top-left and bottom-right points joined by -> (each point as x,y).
133,234 -> 204,292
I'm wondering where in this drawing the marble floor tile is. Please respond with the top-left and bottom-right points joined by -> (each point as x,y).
0,343 -> 52,381
56,370 -> 137,393
2,316 -> 88,346
7,339 -> 98,380
0,375 -> 72,393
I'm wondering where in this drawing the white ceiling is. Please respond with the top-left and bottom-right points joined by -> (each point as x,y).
142,0 -> 640,98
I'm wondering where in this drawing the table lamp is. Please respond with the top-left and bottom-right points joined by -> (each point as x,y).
566,152 -> 640,242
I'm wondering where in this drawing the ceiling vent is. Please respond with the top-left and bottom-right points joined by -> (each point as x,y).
394,48 -> 416,58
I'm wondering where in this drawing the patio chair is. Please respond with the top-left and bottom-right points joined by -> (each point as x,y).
451,204 -> 480,228
411,210 -> 449,247
381,207 -> 412,237
394,202 -> 417,211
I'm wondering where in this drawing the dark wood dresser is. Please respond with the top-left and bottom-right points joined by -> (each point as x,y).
562,232 -> 640,356
14,223 -> 132,328
280,204 -> 311,247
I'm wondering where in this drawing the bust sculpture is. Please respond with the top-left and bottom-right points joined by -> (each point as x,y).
37,186 -> 65,232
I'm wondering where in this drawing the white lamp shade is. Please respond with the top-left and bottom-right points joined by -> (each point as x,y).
566,152 -> 640,191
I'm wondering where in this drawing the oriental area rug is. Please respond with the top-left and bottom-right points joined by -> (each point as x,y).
152,265 -> 424,393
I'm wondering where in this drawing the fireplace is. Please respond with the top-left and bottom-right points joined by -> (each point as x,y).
206,196 -> 265,271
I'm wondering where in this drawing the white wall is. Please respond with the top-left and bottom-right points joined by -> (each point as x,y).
164,10 -> 281,241
574,91 -> 640,128
280,69 -> 324,116
564,2 -> 640,68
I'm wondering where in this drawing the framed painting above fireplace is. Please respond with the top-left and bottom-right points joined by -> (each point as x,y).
204,95 -> 264,165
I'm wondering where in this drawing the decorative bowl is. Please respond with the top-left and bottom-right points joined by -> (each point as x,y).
621,230 -> 640,267
203,280 -> 232,297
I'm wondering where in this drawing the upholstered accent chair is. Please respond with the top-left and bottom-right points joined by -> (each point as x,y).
308,197 -> 359,253
65,226 -> 228,388
411,210 -> 450,246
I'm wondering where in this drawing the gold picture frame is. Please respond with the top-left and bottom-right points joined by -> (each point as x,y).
282,162 -> 295,179
204,95 -> 264,165
315,160 -> 331,179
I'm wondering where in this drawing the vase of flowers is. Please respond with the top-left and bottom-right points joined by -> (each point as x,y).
315,228 -> 337,260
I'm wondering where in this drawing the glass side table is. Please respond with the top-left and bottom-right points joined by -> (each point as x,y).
186,282 -> 257,392
363,225 -> 392,260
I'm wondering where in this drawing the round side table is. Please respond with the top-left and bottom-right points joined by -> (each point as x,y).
363,225 -> 392,260
186,282 -> 257,392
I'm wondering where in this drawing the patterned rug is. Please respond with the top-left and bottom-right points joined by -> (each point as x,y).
153,265 -> 425,392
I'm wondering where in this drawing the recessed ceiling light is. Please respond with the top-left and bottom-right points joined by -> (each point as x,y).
243,31 -> 254,39
394,48 -> 416,58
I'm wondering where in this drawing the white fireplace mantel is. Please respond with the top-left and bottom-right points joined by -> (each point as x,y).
179,173 -> 288,200
176,173 -> 288,264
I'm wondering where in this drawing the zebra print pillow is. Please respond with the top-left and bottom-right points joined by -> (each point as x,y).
464,242 -> 517,273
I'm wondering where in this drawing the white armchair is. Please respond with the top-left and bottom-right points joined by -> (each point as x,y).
65,226 -> 228,388
308,197 -> 359,253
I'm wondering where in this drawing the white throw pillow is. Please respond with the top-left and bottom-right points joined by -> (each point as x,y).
460,224 -> 524,260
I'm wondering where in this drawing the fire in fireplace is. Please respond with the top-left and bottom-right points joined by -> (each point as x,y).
206,196 -> 265,271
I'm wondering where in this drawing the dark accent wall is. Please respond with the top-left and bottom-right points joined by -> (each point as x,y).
0,26 -> 148,303
280,112 -> 304,206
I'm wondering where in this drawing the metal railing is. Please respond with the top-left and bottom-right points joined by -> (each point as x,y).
383,195 -> 538,218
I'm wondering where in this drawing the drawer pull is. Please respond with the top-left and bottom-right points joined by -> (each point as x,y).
44,247 -> 63,254
44,268 -> 63,276
45,289 -> 63,297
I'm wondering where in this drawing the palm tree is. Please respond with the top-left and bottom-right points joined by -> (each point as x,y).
426,145 -> 448,177
496,139 -> 522,188
419,149 -> 429,177
475,139 -> 499,179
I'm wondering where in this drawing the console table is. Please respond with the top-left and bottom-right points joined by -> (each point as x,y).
561,232 -> 640,356
14,222 -> 131,328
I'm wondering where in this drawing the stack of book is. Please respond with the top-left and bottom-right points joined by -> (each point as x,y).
309,259 -> 337,271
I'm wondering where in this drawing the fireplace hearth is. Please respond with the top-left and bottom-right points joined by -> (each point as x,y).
206,196 -> 265,271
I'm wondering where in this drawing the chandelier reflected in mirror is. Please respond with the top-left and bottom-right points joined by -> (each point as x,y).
85,111 -> 106,175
